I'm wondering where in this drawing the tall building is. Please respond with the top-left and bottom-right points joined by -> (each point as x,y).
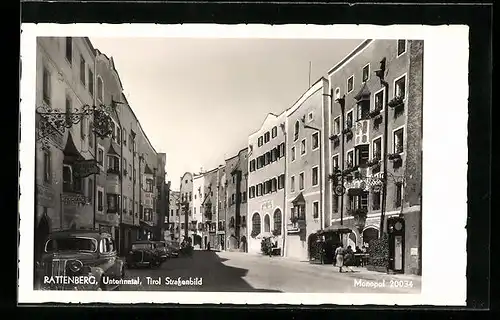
216,165 -> 227,251
34,37 -> 165,258
178,172 -> 193,242
199,167 -> 220,249
325,39 -> 422,274
166,189 -> 180,241
192,172 -> 206,248
247,112 -> 287,254
224,148 -> 249,252
35,37 -> 97,260
284,78 -> 329,261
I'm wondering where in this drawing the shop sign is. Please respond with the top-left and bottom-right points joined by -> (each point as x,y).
36,184 -> 55,207
61,193 -> 89,205
73,159 -> 100,178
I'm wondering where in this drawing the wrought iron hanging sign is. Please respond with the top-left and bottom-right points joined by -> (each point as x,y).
73,159 -> 100,178
61,193 -> 89,206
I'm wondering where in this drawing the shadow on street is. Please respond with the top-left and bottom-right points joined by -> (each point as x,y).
124,250 -> 282,292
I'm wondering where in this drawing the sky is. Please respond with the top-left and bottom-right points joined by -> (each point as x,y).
89,37 -> 362,190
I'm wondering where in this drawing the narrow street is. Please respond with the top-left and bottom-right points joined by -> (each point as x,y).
121,250 -> 421,293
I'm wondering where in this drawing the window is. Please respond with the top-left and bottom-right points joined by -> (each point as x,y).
128,134 -> 133,152
290,176 -> 295,192
372,191 -> 381,210
291,146 -> 296,161
347,150 -> 354,167
332,155 -> 339,171
393,127 -> 404,154
279,142 -> 285,158
312,132 -> 319,150
349,192 -> 369,210
299,172 -> 305,190
97,77 -> 104,103
312,201 -> 319,219
278,174 -> 285,189
249,159 -> 255,172
249,186 -> 255,198
107,155 -> 120,172
332,195 -> 339,213
65,95 -> 72,125
301,139 -> 306,155
271,147 -> 278,162
256,183 -> 262,196
312,166 -> 319,186
242,191 -> 247,202
42,66 -> 51,105
308,112 -> 313,122
397,39 -> 406,56
264,215 -> 270,232
97,189 -> 104,211
355,145 -> 370,167
88,68 -> 94,96
43,149 -> 51,183
273,210 -> 282,235
88,122 -> 94,148
115,124 -> 121,145
189,192 -> 192,201
264,132 -> 270,143
347,75 -> 354,93
123,196 -> 128,212
80,118 -> 86,140
65,37 -> 73,64
373,137 -> 382,160
123,158 -> 127,174
271,178 -> 277,192
394,75 -> 406,100
356,100 -> 370,120
395,182 -> 403,208
258,136 -> 263,147
362,63 -> 370,82
107,194 -> 119,213
129,164 -> 132,180
87,178 -> 93,202
252,213 -> 261,235
374,89 -> 385,111
294,121 -> 300,141
79,55 -> 86,86
334,87 -> 341,100
333,117 -> 341,135
271,126 -> 277,138
346,110 -> 353,129
264,152 -> 270,165
123,129 -> 127,146
97,146 -> 104,166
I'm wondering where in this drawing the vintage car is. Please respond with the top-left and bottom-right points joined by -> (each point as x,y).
152,241 -> 169,261
35,229 -> 125,291
165,240 -> 180,258
126,240 -> 164,268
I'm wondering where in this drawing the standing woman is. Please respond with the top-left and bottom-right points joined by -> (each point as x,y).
334,244 -> 345,273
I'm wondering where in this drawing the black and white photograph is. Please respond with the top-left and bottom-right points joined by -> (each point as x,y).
19,24 -> 468,305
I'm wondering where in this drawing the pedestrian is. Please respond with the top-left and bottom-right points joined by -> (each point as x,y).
334,244 -> 344,273
344,250 -> 356,272
207,241 -> 211,251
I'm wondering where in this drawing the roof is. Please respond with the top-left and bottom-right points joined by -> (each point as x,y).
354,82 -> 371,101
286,77 -> 327,117
144,163 -> 154,174
291,192 -> 306,205
327,39 -> 373,75
63,133 -> 84,160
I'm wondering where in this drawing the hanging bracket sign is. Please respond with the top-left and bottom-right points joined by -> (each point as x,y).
73,159 -> 100,178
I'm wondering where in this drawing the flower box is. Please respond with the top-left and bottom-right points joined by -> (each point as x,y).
387,153 -> 402,161
388,96 -> 404,109
342,127 -> 352,135
369,108 -> 382,118
329,134 -> 340,142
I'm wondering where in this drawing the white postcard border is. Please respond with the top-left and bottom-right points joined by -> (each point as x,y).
19,24 -> 469,306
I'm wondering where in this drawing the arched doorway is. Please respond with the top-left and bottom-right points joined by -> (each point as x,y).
362,227 -> 379,247
35,215 -> 50,261
307,233 -> 319,260
264,214 -> 270,233
348,232 -> 357,249
273,209 -> 282,235
240,236 -> 247,252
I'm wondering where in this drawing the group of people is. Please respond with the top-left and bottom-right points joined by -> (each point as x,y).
333,244 -> 368,273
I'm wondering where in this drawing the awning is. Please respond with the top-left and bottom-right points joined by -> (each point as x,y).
291,192 -> 306,206
320,226 -> 353,234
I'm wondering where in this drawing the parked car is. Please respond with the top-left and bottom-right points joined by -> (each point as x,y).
152,241 -> 169,261
35,229 -> 125,291
165,240 -> 180,258
126,240 -> 164,268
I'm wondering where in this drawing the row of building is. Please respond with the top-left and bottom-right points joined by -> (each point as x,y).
170,39 -> 423,275
34,37 -> 169,258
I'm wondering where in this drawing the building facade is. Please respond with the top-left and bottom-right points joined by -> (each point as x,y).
35,37 -> 165,258
216,165 -> 226,251
166,189 -> 180,240
178,172 -> 194,243
224,148 -> 249,252
192,172 -> 205,248
284,78 -> 329,261
325,39 -> 422,274
247,113 -> 287,255
35,37 -> 97,260
199,168 -> 219,249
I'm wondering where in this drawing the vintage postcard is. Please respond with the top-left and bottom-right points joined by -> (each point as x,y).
18,24 -> 468,305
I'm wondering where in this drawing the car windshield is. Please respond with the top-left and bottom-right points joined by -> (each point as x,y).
45,237 -> 97,253
132,243 -> 152,250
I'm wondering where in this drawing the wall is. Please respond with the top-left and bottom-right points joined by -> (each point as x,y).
285,79 -> 326,261
247,112 -> 286,254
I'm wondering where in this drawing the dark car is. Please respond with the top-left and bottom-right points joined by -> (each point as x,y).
35,229 -> 125,291
165,240 -> 180,258
126,240 -> 164,268
152,241 -> 168,261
